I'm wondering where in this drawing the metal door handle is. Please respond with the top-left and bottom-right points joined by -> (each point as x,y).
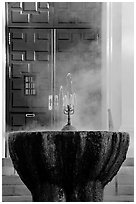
8,66 -> 11,79
48,95 -> 53,110
25,113 -> 35,117
55,95 -> 59,109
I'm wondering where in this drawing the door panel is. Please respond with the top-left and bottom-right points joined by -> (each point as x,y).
8,2 -> 101,29
7,28 -> 52,130
56,29 -> 99,89
10,112 -> 51,131
12,63 -> 28,77
12,92 -> 28,108
7,2 -> 53,28
10,114 -> 26,130
53,2 -> 101,28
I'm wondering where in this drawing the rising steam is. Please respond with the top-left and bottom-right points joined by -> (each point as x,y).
13,2 -> 102,131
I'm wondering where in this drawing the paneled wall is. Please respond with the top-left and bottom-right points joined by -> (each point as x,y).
6,2 -> 102,131
8,28 -> 52,130
7,2 -> 52,27
7,2 -> 101,28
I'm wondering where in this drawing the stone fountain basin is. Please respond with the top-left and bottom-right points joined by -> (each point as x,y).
8,131 -> 129,202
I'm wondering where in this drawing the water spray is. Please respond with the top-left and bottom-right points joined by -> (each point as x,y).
61,73 -> 76,131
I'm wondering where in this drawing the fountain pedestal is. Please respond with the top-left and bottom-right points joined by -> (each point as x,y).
8,131 -> 129,202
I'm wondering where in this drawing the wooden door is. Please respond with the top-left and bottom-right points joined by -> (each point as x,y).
7,28 -> 53,130
6,2 -> 102,131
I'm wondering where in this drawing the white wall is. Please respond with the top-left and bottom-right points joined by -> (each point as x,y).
110,3 -> 122,131
102,3 -> 122,131
107,3 -> 134,157
120,3 -> 134,157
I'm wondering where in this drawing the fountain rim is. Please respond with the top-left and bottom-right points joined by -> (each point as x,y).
8,130 -> 129,135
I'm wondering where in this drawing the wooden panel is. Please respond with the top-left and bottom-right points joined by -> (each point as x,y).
12,92 -> 28,108
12,78 -> 23,90
7,2 -> 53,27
11,53 -> 24,61
10,29 -> 50,61
10,114 -> 26,128
56,29 -> 100,86
12,63 -> 28,78
23,2 -> 36,11
10,2 -> 22,8
10,62 -> 51,111
7,2 -> 101,28
7,28 -> 52,130
54,2 -> 102,28
26,113 -> 51,128
11,11 -> 28,23
10,113 -> 51,130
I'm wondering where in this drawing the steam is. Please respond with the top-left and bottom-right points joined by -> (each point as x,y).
9,2 -> 102,131
55,2 -> 102,130
56,39 -> 101,130
57,2 -> 101,31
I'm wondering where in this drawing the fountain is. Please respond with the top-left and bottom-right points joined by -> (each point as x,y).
8,73 -> 129,202
61,73 -> 76,131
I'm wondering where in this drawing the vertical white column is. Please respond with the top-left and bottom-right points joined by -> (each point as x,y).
110,3 -> 122,131
101,3 -> 108,129
101,2 -> 112,130
120,3 -> 134,157
101,3 -> 122,130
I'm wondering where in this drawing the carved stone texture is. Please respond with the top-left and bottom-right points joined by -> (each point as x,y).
8,131 -> 129,202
